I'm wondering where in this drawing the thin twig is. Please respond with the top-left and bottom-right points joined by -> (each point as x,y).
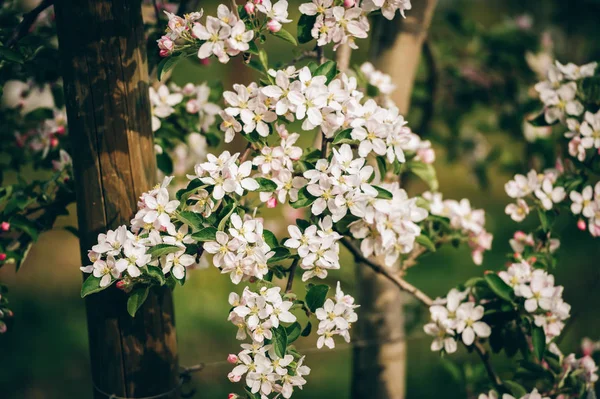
289,50 -> 319,66
340,236 -> 504,390
285,258 -> 299,293
240,143 -> 254,163
6,0 -> 53,48
401,245 -> 428,271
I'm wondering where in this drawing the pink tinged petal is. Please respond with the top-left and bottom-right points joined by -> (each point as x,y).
198,42 -> 214,59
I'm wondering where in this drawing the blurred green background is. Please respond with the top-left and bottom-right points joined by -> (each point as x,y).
2,0 -> 600,398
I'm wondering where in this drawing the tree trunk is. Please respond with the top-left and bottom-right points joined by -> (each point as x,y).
54,1 -> 179,398
352,3 -> 438,399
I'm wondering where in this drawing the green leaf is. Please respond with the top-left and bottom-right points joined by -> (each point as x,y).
271,28 -> 297,46
127,285 -> 150,317
156,152 -> 174,174
268,247 -> 291,263
263,229 -> 279,248
0,46 -> 24,63
191,226 -> 218,242
245,388 -> 260,399
290,187 -> 317,209
406,161 -> 439,191
272,325 -> 288,358
332,128 -> 354,145
297,14 -> 317,44
146,266 -> 166,285
415,234 -> 436,252
286,322 -> 302,344
531,325 -> 546,361
259,49 -> 269,72
537,208 -> 555,232
504,380 -> 528,397
217,203 -> 237,231
247,40 -> 259,55
484,274 -> 514,302
305,284 -> 329,312
301,321 -> 312,337
176,211 -> 204,230
314,60 -> 338,83
157,54 -> 182,81
9,215 -> 39,241
147,244 -> 182,258
81,275 -> 111,298
373,185 -> 393,200
255,177 -> 278,192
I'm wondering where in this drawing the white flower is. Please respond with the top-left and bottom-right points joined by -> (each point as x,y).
455,302 -> 491,345
505,199 -> 530,222
115,240 -> 151,278
227,20 -> 254,52
351,120 -> 388,157
203,231 -> 241,267
284,224 -> 318,257
240,104 -> 277,137
150,85 -> 183,120
299,0 -> 333,16
424,321 -> 457,353
570,185 -> 596,218
219,111 -> 242,143
92,225 -> 128,256
516,269 -> 555,313
163,250 -> 196,279
92,256 -> 120,287
143,187 -> 180,227
534,179 -> 565,210
223,161 -> 260,195
193,17 -> 232,63
580,110 -> 600,149
257,0 -> 292,23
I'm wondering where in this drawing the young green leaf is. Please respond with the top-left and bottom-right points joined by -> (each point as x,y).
272,325 -> 288,358
305,284 -> 329,312
127,285 -> 151,317
332,128 -> 354,145
406,161 -> 439,191
484,274 -> 514,302
255,177 -> 278,192
146,266 -> 166,285
297,14 -> 317,44
415,234 -> 436,252
314,60 -> 338,83
157,54 -> 182,81
147,243 -> 183,258
176,211 -> 204,230
271,28 -> 297,46
372,185 -> 393,200
290,187 -> 317,209
263,229 -> 279,248
268,247 -> 291,263
81,275 -> 110,298
191,226 -> 218,242
531,325 -> 546,361
286,322 -> 302,344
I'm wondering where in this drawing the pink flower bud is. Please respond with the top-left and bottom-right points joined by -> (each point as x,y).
50,137 -> 59,148
267,197 -> 277,208
182,83 -> 196,96
244,2 -> 255,14
186,99 -> 200,114
267,19 -> 282,33
1,222 -> 10,231
227,354 -> 238,364
159,49 -> 170,58
55,126 -> 66,135
577,219 -> 586,231
0,322 -> 6,334
417,148 -> 435,164
253,0 -> 263,4
116,280 -> 127,290
157,36 -> 175,57
528,256 -> 537,264
0,253 -> 6,261
200,58 -> 211,66
227,372 -> 241,383
228,394 -> 238,399
343,0 -> 355,7
513,231 -> 526,240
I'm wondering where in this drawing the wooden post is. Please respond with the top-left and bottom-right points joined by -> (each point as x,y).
352,2 -> 438,399
54,1 -> 179,397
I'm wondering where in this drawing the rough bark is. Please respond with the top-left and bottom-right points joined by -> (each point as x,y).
54,0 -> 179,397
352,2 -> 438,398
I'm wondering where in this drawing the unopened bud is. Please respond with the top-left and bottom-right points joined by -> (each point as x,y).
244,2 -> 255,14
200,58 -> 211,66
1,222 -> 10,231
50,137 -> 59,147
0,253 -> 6,261
228,394 -> 239,399
228,372 -> 241,383
577,219 -> 586,231
227,354 -> 238,364
159,49 -> 170,58
267,197 -> 277,208
267,19 -> 282,33
343,0 -> 355,7
0,321 -> 6,334
55,126 -> 66,135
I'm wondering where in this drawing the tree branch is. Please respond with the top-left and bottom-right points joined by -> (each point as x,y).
340,236 -> 504,390
335,42 -> 352,73
6,0 -> 54,48
285,258 -> 299,293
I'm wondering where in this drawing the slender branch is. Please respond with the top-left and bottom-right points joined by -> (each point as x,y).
340,237 -> 433,306
285,258 -> 299,293
288,50 -> 319,66
6,0 -> 53,48
401,245 -> 427,271
240,143 -> 254,163
316,45 -> 325,65
340,236 -> 504,390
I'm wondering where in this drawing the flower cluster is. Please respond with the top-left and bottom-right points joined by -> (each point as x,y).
478,389 -> 550,399
424,288 -> 491,353
504,168 -> 565,220
203,213 -> 273,284
299,0 -> 412,49
315,282 -> 358,349
424,192 -> 493,265
569,182 -> 600,237
158,2 -> 291,64
499,261 -> 570,342
227,286 -> 308,398
284,217 -> 342,282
